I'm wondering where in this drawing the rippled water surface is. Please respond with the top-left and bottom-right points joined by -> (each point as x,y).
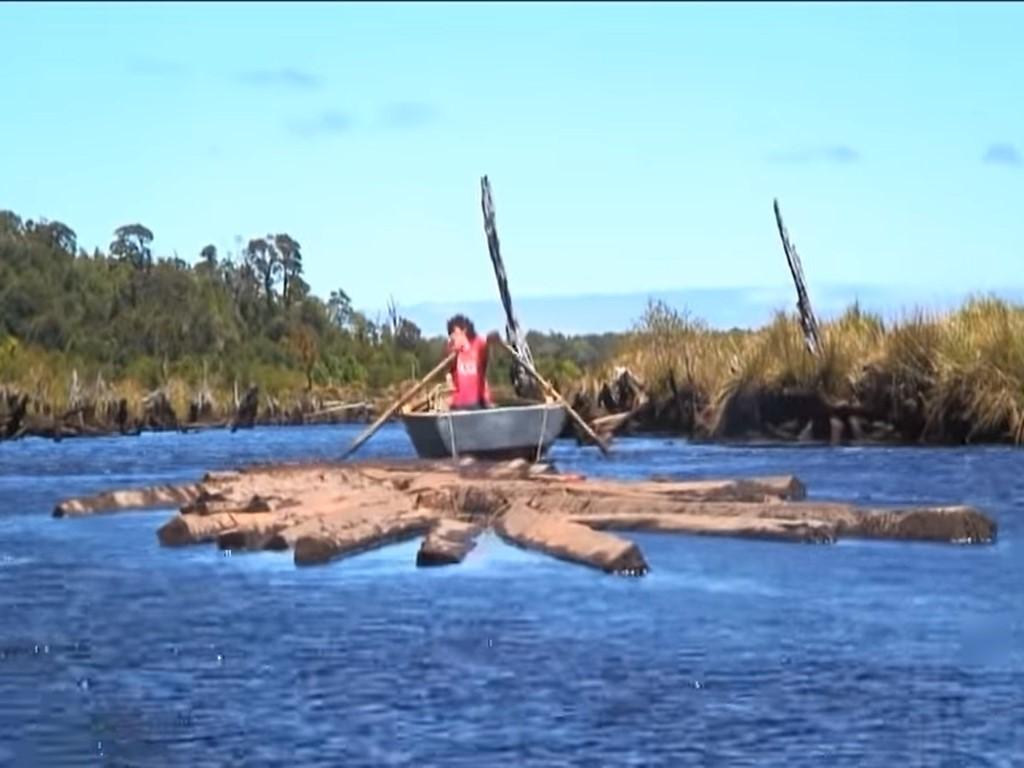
1,425 -> 1022,766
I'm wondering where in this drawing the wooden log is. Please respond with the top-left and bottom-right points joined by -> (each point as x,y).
566,475 -> 806,503
840,506 -> 996,544
158,511 -> 280,547
293,513 -> 435,566
181,494 -> 276,516
53,484 -> 202,518
568,499 -> 995,545
579,512 -> 837,543
416,519 -> 485,567
264,510 -> 368,552
259,485 -> 426,549
216,526 -> 288,552
212,492 -> 393,553
494,503 -> 648,576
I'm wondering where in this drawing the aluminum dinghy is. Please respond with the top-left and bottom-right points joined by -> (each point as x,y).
400,403 -> 566,461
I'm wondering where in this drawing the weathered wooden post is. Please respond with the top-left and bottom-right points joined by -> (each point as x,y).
480,175 -> 543,400
773,199 -> 822,357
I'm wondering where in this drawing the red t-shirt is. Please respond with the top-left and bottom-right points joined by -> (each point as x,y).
448,336 -> 492,407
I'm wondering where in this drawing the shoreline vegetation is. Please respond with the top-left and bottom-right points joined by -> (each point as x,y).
2,208 -> 1023,448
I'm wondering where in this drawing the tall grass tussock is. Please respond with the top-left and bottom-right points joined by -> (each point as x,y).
613,295 -> 1024,445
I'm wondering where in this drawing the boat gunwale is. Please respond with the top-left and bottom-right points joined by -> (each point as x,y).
400,402 -> 565,421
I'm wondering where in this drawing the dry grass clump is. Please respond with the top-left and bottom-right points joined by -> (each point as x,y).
615,300 -> 743,398
925,296 -> 1024,442
614,294 -> 1024,444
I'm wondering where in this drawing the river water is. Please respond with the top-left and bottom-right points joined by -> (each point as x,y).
1,425 -> 1021,767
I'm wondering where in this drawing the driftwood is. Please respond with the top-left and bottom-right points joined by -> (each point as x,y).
53,458 -> 997,577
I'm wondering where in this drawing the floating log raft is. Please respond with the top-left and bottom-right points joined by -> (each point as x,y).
52,458 -> 997,576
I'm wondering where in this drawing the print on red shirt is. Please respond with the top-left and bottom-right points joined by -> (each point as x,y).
449,335 -> 492,407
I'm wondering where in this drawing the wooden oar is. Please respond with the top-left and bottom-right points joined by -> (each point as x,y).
497,339 -> 611,456
341,352 -> 456,460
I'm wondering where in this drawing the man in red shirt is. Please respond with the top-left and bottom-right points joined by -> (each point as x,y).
445,314 -> 501,410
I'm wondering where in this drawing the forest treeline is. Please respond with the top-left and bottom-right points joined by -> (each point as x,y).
0,210 -> 617,415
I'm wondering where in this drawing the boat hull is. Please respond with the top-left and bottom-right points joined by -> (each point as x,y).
400,404 -> 567,461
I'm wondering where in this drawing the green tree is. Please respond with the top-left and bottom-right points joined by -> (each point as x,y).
110,224 -> 154,271
245,237 -> 280,310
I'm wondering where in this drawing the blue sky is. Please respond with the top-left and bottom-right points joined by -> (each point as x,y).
2,2 -> 1021,332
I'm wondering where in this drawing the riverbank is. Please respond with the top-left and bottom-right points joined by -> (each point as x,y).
5,296 -> 1024,449
4,372 -> 1023,450
0,381 -> 373,441
572,296 -> 1024,448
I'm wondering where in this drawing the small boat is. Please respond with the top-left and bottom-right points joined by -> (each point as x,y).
400,402 -> 567,461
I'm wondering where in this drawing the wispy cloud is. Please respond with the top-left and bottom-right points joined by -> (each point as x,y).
238,68 -> 323,90
982,143 -> 1022,167
768,145 -> 861,164
288,111 -> 353,138
379,102 -> 439,130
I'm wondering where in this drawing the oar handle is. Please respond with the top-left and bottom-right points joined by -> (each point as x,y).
498,339 -> 611,456
342,351 -> 457,460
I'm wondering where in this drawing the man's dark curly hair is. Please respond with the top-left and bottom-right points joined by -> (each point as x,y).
446,314 -> 477,340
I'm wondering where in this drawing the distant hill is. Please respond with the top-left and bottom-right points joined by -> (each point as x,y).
382,283 -> 1024,336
